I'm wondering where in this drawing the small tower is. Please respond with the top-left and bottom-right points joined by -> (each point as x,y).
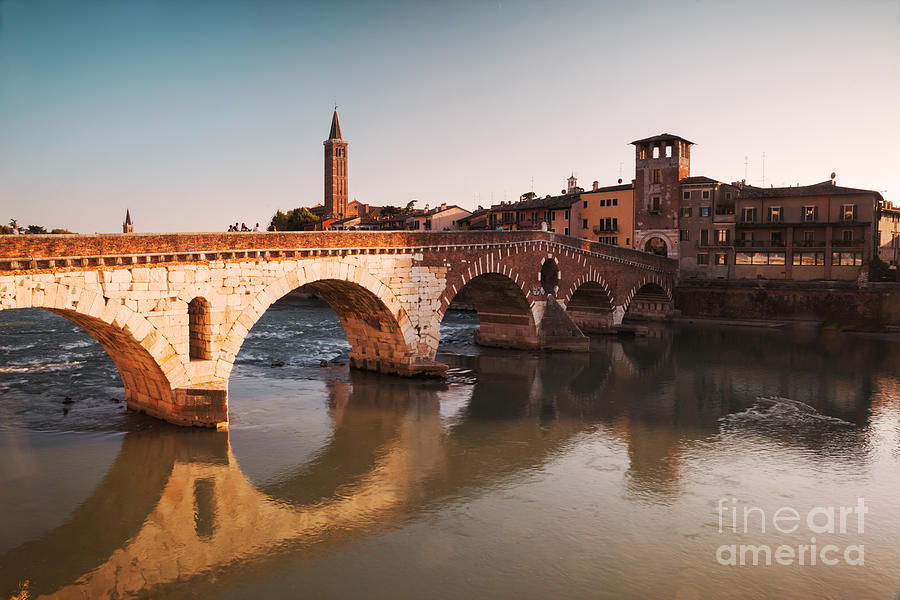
631,133 -> 692,258
324,108 -> 349,219
567,174 -> 578,194
123,209 -> 133,233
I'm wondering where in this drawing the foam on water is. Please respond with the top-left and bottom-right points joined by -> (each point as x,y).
720,396 -> 855,429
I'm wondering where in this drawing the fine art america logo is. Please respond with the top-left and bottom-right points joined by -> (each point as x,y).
715,497 -> 868,566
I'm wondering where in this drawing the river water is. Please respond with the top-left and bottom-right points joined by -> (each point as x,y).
1,297 -> 899,599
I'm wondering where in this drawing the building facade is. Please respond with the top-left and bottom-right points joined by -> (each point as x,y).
731,180 -> 883,281
677,176 -> 739,279
324,109 -> 348,219
578,182 -> 635,249
878,202 -> 900,268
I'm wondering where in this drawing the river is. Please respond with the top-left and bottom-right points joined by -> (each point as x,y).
1,296 -> 899,599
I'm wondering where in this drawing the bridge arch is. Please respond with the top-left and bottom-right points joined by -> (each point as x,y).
436,267 -> 539,350
0,281 -> 185,419
623,276 -> 674,321
560,273 -> 617,333
219,259 -> 419,378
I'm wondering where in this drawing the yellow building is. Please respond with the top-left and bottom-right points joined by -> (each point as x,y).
575,181 -> 635,248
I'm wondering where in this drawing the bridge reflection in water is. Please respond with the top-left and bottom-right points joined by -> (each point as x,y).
1,327 -> 896,599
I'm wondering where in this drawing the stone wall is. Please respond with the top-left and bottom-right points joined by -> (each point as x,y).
675,281 -> 900,326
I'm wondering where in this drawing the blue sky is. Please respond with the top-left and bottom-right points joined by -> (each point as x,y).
1,0 -> 898,232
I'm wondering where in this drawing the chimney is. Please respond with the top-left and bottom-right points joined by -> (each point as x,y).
440,203 -> 447,210
592,181 -> 599,191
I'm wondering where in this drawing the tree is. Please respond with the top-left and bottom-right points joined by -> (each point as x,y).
380,200 -> 417,218
27,225 -> 47,234
50,228 -> 74,234
269,207 -> 320,231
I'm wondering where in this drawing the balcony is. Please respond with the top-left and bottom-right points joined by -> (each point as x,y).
593,226 -> 619,234
734,240 -> 786,248
792,240 -> 826,248
832,239 -> 865,248
647,209 -> 661,215
696,240 -> 733,249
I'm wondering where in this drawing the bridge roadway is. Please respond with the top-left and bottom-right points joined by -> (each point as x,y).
0,231 -> 676,428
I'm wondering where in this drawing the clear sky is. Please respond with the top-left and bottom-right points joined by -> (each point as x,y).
1,0 -> 898,233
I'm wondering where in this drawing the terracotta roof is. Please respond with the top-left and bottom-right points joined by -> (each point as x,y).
491,193 -> 580,213
738,181 -> 883,201
328,109 -> 342,140
680,176 -> 722,186
631,133 -> 694,146
583,183 -> 633,194
456,208 -> 489,223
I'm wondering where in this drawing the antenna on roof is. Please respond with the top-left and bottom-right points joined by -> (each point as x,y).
744,156 -> 749,182
761,152 -> 766,187
618,162 -> 623,181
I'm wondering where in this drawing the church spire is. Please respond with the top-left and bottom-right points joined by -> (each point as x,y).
328,108 -> 342,140
123,209 -> 133,233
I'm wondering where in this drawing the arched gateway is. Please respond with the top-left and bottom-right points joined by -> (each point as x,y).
0,231 -> 675,428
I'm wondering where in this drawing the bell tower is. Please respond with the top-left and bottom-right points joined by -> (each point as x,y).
631,133 -> 692,258
324,108 -> 348,218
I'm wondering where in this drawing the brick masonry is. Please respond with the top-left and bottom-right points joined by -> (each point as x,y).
0,231 -> 676,427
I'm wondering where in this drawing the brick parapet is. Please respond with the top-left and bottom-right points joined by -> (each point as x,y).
0,231 -> 675,275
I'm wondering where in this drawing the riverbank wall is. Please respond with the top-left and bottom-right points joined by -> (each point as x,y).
674,281 -> 900,327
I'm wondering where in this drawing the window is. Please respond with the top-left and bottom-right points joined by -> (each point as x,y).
639,146 -> 648,160
582,219 -> 588,229
715,253 -> 727,265
626,238 -> 630,246
841,204 -> 858,221
768,206 -> 782,223
717,229 -> 730,244
697,253 -> 709,265
583,200 -> 588,208
564,210 -> 569,219
726,192 -> 732,201
652,169 -> 661,184
600,199 -> 606,207
737,251 -> 785,265
612,218 -> 618,231
792,252 -> 825,266
770,231 -> 783,245
551,211 -> 556,221
650,197 -> 661,212
681,207 -> 692,217
802,230 -> 814,242
653,146 -> 660,159
803,205 -> 818,222
666,144 -> 673,158
680,229 -> 691,241
612,198 -> 618,206
832,251 -> 863,266
741,207 -> 757,223
700,206 -> 710,217
842,230 -> 853,242
702,190 -> 710,200
683,191 -> 690,200
564,227 -> 569,235
700,229 -> 709,245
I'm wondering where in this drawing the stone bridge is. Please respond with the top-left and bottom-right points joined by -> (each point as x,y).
0,231 -> 675,428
